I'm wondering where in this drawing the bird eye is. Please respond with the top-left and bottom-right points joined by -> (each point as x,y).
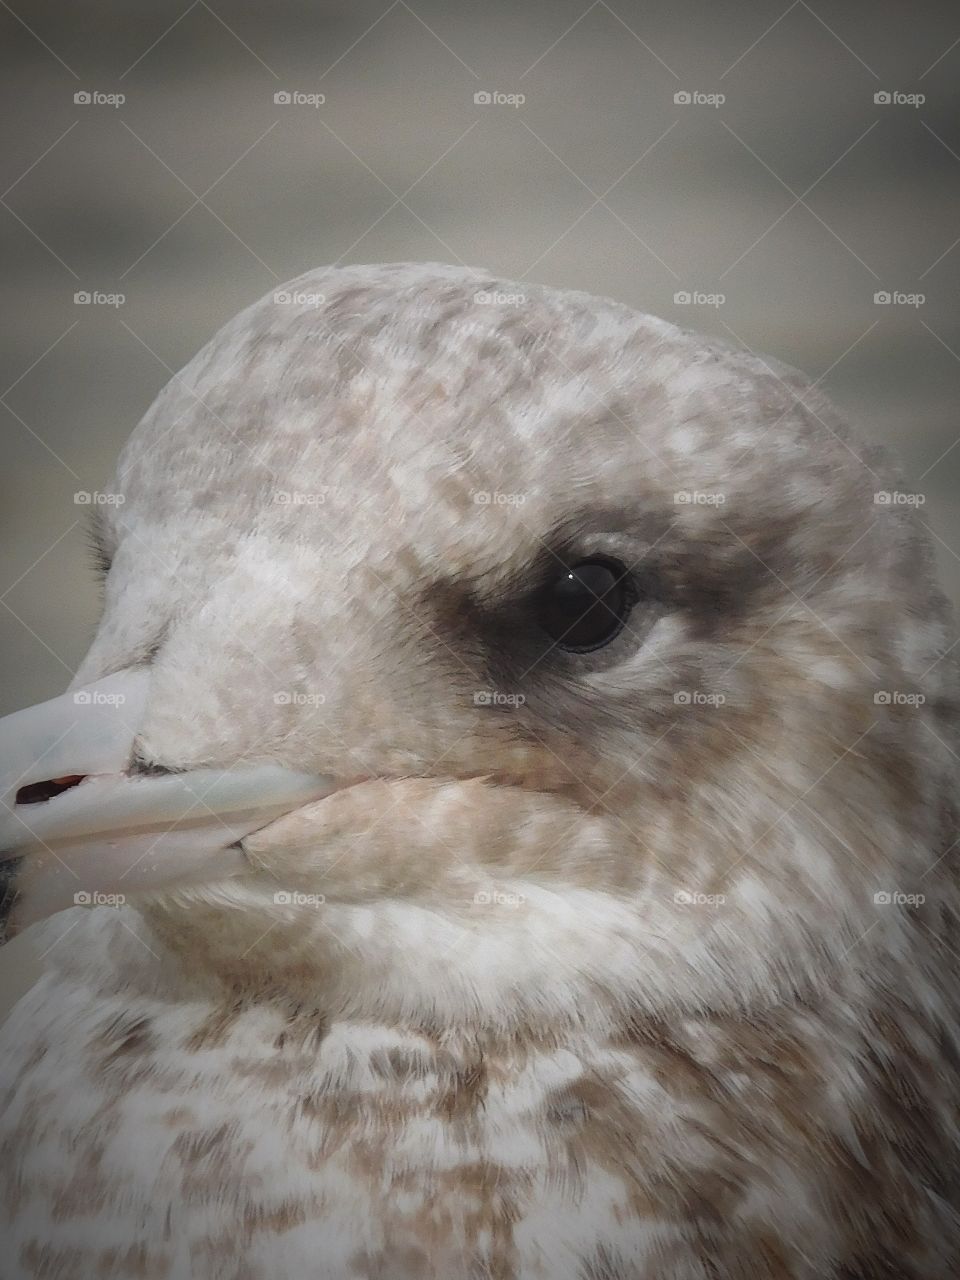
538,558 -> 636,653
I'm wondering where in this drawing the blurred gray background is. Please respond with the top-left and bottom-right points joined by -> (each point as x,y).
1,0 -> 959,1006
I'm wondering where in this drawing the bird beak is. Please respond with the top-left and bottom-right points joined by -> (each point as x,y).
0,668 -> 335,939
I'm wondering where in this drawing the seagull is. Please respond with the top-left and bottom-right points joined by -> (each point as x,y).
0,262 -> 957,1279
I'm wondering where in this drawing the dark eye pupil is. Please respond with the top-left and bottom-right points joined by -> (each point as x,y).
539,560 -> 633,652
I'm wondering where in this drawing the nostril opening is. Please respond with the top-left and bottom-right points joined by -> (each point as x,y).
15,775 -> 87,805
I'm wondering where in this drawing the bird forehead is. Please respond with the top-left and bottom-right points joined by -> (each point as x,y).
101,265 -> 871,614
111,265 -> 762,517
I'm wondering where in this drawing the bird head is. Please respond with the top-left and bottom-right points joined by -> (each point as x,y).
1,263 -> 955,1032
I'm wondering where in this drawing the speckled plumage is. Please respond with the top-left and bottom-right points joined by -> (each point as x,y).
1,263 -> 958,1278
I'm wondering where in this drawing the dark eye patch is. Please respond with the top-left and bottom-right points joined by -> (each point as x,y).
460,540 -> 664,704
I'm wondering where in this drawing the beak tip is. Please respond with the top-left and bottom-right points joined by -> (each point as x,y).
0,669 -> 339,934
